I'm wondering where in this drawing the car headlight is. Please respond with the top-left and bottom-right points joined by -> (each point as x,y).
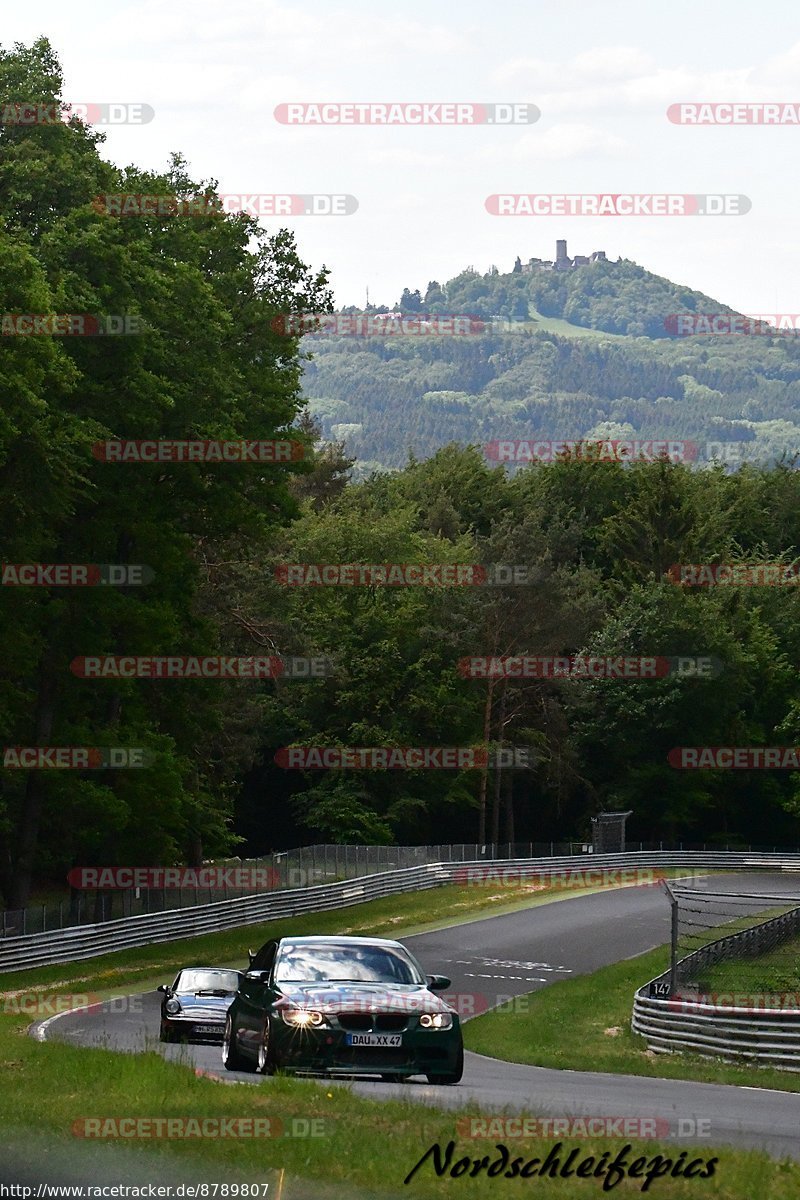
280,1008 -> 327,1028
420,1012 -> 453,1030
165,999 -> 181,1015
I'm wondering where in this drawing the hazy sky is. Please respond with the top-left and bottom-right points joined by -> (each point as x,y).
6,1 -> 800,312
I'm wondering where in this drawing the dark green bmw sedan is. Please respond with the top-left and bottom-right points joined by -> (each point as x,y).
221,934 -> 463,1083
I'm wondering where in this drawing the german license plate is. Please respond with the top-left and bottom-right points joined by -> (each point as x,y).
345,1032 -> 401,1047
195,1024 -> 220,1033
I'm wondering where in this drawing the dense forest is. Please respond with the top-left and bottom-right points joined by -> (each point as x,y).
303,262 -> 800,476
3,41 -> 800,911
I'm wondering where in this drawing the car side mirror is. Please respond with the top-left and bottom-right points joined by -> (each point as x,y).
248,948 -> 256,967
246,970 -> 270,984
157,984 -> 169,994
426,974 -> 451,992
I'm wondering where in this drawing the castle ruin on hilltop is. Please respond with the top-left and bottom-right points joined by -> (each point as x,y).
515,240 -> 608,274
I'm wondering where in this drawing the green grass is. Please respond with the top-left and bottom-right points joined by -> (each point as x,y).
526,306 -> 630,341
699,930 -> 800,999
464,943 -> 800,1092
2,1029 -> 799,1197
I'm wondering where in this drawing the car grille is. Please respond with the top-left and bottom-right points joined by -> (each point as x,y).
337,1013 -> 409,1032
334,1047 -> 412,1066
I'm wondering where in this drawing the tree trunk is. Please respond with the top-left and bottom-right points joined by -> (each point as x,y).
9,666 -> 57,909
503,769 -> 515,844
477,679 -> 494,844
490,682 -> 508,846
188,829 -> 203,870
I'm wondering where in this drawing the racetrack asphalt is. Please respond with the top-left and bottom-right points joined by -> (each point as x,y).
32,872 -> 800,1162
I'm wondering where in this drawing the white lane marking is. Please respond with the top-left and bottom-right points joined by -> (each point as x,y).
449,956 -> 573,975
464,972 -> 549,983
478,958 -> 572,971
31,993 -> 138,1042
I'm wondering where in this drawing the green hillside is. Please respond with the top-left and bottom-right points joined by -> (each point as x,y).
301,258 -> 800,474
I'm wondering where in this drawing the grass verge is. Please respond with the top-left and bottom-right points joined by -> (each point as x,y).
2,1029 -> 799,1197
463,943 -> 800,1092
699,930 -> 800,998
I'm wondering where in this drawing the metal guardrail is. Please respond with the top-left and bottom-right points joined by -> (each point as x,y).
633,894 -> 800,1067
0,841 -> 595,937
5,839 -> 791,938
633,989 -> 800,1069
4,849 -> 800,974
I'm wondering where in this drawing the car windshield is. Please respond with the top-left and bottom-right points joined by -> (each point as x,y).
274,943 -> 423,985
176,969 -> 239,993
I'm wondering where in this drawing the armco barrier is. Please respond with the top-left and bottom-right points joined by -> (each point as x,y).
633,985 -> 800,1069
633,894 -> 800,1067
3,850 -> 800,973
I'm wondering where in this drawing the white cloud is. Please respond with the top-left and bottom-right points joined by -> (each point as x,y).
494,42 -> 800,116
476,123 -> 630,162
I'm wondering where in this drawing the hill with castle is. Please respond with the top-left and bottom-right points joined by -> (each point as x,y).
515,239 -> 608,273
304,246 -> 799,475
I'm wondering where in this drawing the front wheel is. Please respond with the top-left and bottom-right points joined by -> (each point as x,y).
426,1043 -> 464,1085
257,1017 -> 277,1075
222,1014 -> 255,1073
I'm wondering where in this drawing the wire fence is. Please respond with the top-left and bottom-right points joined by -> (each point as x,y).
665,883 -> 800,1002
3,838 -> 797,939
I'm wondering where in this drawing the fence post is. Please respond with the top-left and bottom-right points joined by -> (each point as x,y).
664,881 -> 678,996
42,905 -> 46,932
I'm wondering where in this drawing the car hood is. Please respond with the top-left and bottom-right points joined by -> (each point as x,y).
274,982 -> 453,1015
